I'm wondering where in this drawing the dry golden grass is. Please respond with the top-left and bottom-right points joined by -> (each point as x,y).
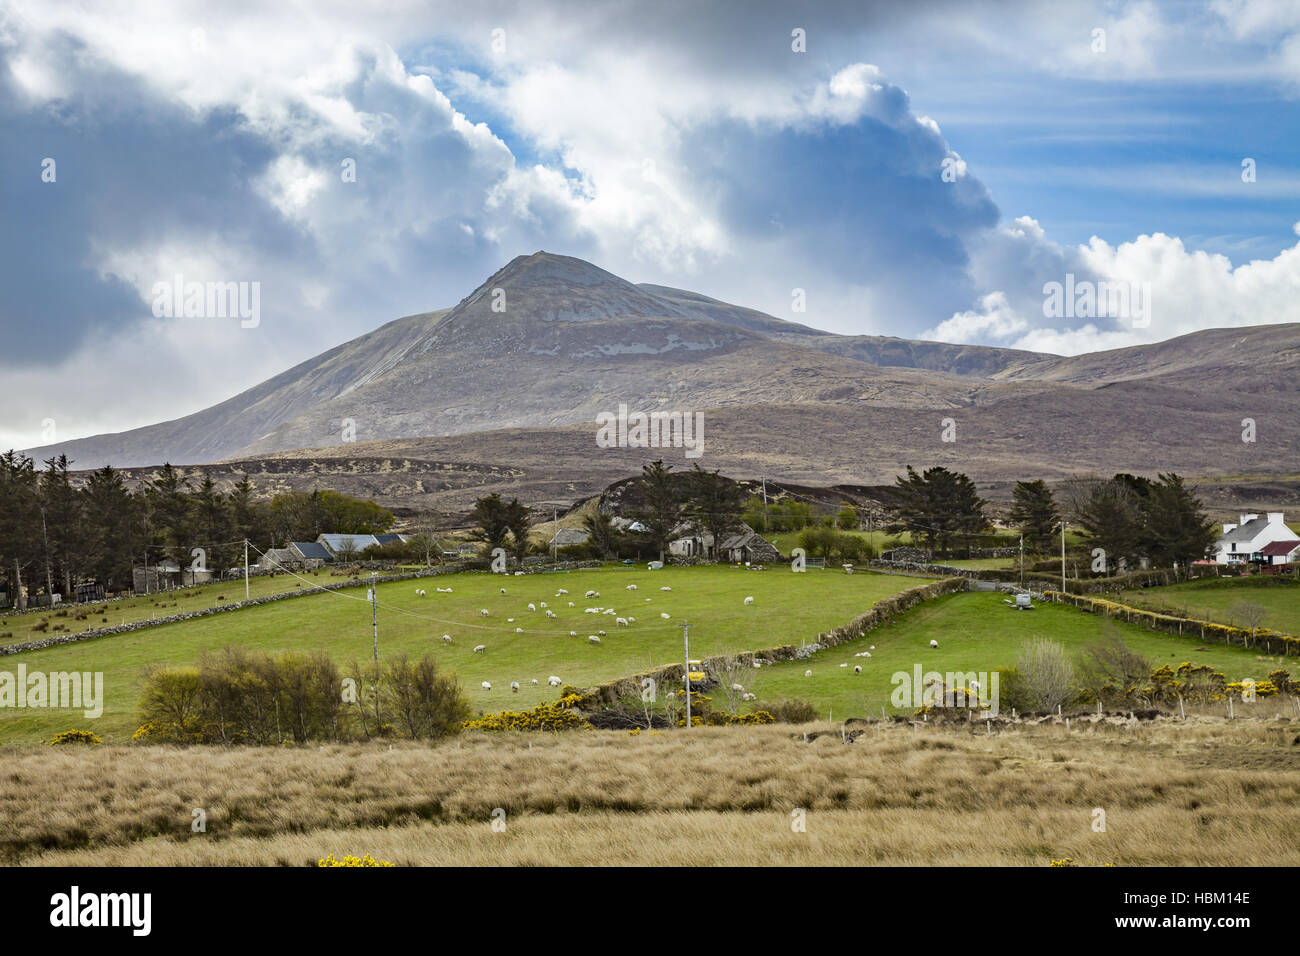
6,717 -> 1300,866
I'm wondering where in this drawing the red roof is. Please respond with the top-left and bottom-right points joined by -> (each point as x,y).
1259,540 -> 1300,557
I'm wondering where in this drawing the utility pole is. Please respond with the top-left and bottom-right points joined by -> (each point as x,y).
761,477 -> 767,507
370,572 -> 379,661
552,508 -> 558,564
1061,522 -> 1067,593
244,539 -> 251,602
1019,534 -> 1024,591
683,621 -> 691,728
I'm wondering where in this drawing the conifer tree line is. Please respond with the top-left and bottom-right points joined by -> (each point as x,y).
0,451 -> 395,605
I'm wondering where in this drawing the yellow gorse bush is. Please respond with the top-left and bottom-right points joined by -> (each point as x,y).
463,697 -> 590,732
317,853 -> 395,867
49,729 -> 102,746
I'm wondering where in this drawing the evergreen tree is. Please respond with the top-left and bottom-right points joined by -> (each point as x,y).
1009,479 -> 1059,551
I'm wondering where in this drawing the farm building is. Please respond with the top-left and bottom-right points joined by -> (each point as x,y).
1258,539 -> 1300,567
289,541 -> 332,567
718,530 -> 781,564
1212,513 -> 1300,565
549,528 -> 590,547
316,533 -> 381,558
669,522 -> 778,562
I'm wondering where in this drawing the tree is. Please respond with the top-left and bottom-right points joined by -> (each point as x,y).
503,498 -> 531,560
1009,480 -> 1059,551
0,451 -> 42,608
1011,638 -> 1076,713
835,504 -> 858,530
1140,473 -> 1216,570
1063,475 -> 1143,572
685,464 -> 745,560
38,455 -> 83,598
891,466 -> 988,556
1076,626 -> 1150,704
81,465 -> 144,593
582,510 -> 619,560
633,460 -> 682,562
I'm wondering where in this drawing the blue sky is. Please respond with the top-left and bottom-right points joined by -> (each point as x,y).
2,0 -> 1299,450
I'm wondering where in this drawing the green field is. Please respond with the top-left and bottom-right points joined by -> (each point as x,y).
0,569 -> 344,646
1119,577 -> 1300,635
744,590 -> 1283,720
0,565 -> 933,743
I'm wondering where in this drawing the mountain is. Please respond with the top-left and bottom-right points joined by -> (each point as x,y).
21,252 -> 1300,511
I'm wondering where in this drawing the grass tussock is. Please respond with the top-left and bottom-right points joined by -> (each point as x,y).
4,717 -> 1299,866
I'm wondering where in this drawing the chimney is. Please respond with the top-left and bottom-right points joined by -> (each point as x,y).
1241,513 -> 1259,525
1223,523 -> 1237,535
1267,512 -> 1285,525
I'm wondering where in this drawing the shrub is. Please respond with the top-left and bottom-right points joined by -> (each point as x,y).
1012,639 -> 1076,713
751,698 -> 817,723
317,853 -> 395,867
49,729 -> 102,746
464,695 -> 589,732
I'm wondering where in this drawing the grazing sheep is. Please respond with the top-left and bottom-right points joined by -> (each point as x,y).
507,618 -> 515,623
626,616 -> 636,623
515,627 -> 524,633
660,586 -> 672,591
588,635 -> 601,644
869,645 -> 875,650
556,588 -> 568,596
539,601 -> 547,608
510,681 -> 519,693
742,692 -> 757,701
527,603 -> 536,612
546,610 -> 558,618
480,609 -> 490,617
854,665 -> 862,675
437,587 -> 453,593
442,634 -> 452,643
645,598 -> 651,602
626,584 -> 637,591
481,681 -> 492,690
660,612 -> 671,619
804,669 -> 812,677
585,590 -> 596,598
930,639 -> 939,648
500,588 -> 507,594
743,596 -> 754,606
530,678 -> 539,686
584,608 -> 598,614
731,683 -> 745,692
598,629 -> 607,637
616,617 -> 629,627
840,663 -> 848,668
548,676 -> 562,687
473,644 -> 487,654
569,630 -> 578,637
568,601 -> 575,607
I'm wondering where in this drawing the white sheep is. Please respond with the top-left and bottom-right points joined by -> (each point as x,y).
556,589 -> 568,596
626,584 -> 637,591
743,596 -> 754,606
437,587 -> 452,593
569,630 -> 578,637
585,590 -> 596,598
930,639 -> 939,648
660,586 -> 672,591
548,676 -> 562,687
510,681 -> 519,693
598,629 -> 607,636
731,683 -> 745,692
507,617 -> 514,623
539,601 -> 548,608
530,678 -> 539,686
660,612 -> 671,619
546,610 -> 558,618
527,602 -> 536,612
481,681 -> 492,690
442,634 -> 452,643
500,588 -> 507,594
840,663 -> 848,668
515,627 -> 524,633
854,665 -> 862,675
473,644 -> 486,654
742,692 -> 757,701
603,608 -> 616,615
480,609 -> 490,617
568,601 -> 575,607
804,669 -> 812,677
626,616 -> 636,623
616,617 -> 629,627
588,635 -> 601,644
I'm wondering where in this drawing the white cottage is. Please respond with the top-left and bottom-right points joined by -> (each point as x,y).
1213,513 -> 1299,565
